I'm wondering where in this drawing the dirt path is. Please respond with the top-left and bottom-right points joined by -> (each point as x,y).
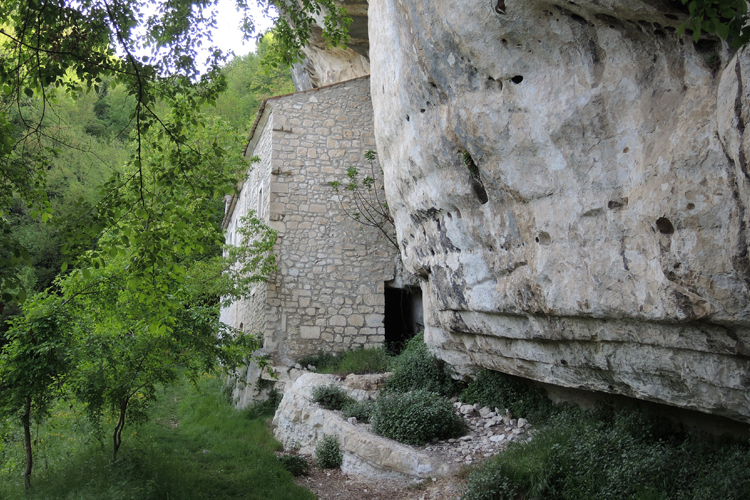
295,462 -> 467,500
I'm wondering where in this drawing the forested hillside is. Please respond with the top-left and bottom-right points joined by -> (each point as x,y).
0,33 -> 295,489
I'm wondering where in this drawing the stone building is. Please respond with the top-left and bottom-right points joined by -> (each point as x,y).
219,76 -> 420,405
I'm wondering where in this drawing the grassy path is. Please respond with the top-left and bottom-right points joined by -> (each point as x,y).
1,375 -> 316,500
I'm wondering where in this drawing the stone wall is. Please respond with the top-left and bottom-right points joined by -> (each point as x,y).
220,111 -> 274,341
221,77 -> 398,376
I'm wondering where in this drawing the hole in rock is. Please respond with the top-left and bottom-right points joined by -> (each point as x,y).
511,75 -> 524,84
420,109 -> 425,113
384,285 -> 423,354
686,203 -> 695,210
495,0 -> 506,15
406,114 -> 410,121
656,217 -> 675,235
623,147 -> 629,153
608,198 -> 628,210
664,13 -> 679,20
693,39 -> 716,53
537,232 -> 551,245
462,151 -> 489,204
571,13 -> 587,24
654,29 -> 666,37
561,359 -> 568,366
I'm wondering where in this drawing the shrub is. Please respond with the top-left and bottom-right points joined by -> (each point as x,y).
315,434 -> 343,469
384,334 -> 458,397
341,399 -> 375,423
461,407 -> 750,500
460,369 -> 555,424
311,384 -> 354,411
278,454 -> 310,477
371,390 -> 466,445
244,389 -> 282,420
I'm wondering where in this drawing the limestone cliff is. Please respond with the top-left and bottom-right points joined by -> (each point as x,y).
297,0 -> 750,424
290,0 -> 370,90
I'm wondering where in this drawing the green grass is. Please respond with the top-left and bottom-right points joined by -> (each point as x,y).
0,374 -> 315,500
297,346 -> 389,375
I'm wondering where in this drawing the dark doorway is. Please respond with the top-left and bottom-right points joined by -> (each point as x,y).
384,286 -> 423,354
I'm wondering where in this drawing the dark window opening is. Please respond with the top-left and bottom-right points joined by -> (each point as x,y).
384,286 -> 423,355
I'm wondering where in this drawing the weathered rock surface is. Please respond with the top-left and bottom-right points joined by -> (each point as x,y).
291,0 -> 370,91
368,0 -> 750,422
272,373 -> 456,480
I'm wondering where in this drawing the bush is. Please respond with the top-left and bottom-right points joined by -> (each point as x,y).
384,334 -> 458,397
460,369 -> 555,424
371,390 -> 466,445
315,434 -> 343,469
278,454 -> 310,477
341,399 -> 375,423
312,384 -> 354,411
244,389 -> 282,420
461,407 -> 750,500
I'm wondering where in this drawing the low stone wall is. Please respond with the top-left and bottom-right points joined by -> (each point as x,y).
272,372 -> 457,481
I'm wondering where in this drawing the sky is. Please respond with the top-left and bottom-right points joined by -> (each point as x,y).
126,0 -> 277,72
208,0 -> 275,59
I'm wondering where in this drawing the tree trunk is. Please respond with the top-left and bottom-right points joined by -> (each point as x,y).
23,396 -> 32,491
112,400 -> 127,461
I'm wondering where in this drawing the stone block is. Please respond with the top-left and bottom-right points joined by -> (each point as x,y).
365,314 -> 383,327
330,315 -> 347,327
300,326 -> 321,339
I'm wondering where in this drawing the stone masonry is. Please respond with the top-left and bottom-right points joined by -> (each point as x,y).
220,77 -> 398,398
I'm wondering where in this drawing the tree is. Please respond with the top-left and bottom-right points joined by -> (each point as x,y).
678,0 -> 750,47
0,295 -> 71,489
0,0 -> 350,306
329,150 -> 398,249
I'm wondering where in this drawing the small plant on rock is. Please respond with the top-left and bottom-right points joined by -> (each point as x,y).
312,384 -> 354,411
315,434 -> 343,469
371,389 -> 466,445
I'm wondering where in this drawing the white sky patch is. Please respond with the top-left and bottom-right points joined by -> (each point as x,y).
210,0 -> 275,59
121,0 -> 277,73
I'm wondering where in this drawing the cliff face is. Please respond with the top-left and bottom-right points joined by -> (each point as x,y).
367,0 -> 750,422
290,0 -> 370,90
